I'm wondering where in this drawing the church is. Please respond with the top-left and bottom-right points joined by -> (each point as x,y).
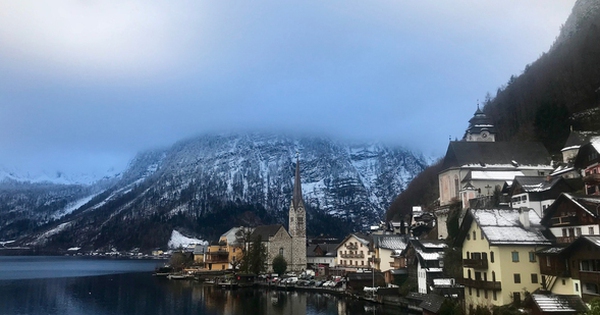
249,157 -> 307,272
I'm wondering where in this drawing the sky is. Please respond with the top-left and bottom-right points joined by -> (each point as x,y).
0,1 -> 577,178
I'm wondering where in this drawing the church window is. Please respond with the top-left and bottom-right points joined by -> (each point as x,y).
298,216 -> 304,224
279,248 -> 284,256
454,176 -> 459,198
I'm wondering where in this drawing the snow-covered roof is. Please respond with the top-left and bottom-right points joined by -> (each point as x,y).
433,278 -> 455,286
415,248 -> 443,261
374,235 -> 408,251
425,268 -> 443,273
468,170 -> 524,181
471,209 -> 550,245
531,294 -> 588,313
591,136 -> 600,153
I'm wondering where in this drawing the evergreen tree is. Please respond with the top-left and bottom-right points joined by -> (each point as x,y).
272,255 -> 287,276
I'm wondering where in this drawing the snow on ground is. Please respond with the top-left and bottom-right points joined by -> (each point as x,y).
30,222 -> 72,246
52,194 -> 99,219
167,230 -> 207,249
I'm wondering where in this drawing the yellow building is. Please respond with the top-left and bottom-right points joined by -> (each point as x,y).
205,226 -> 248,271
457,208 -> 551,312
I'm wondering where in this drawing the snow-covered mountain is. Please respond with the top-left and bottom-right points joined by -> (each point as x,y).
1,133 -> 428,251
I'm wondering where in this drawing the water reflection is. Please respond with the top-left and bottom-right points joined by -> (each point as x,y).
0,265 -> 406,315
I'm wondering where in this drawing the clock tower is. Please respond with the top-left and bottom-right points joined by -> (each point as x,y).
464,105 -> 495,142
289,155 -> 307,271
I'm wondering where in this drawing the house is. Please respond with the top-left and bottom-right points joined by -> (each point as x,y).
335,233 -> 371,271
193,244 -> 208,264
509,176 -> 576,218
205,239 -> 230,271
559,236 -> 600,302
306,242 -> 338,276
372,234 -> 409,284
456,208 -> 552,310
551,130 -> 599,179
403,239 -> 447,294
372,234 -> 408,272
203,226 -> 248,271
540,193 -> 600,245
574,137 -> 600,196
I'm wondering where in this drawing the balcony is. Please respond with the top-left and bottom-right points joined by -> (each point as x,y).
556,236 -> 577,244
463,258 -> 488,269
340,253 -> 365,259
458,277 -> 501,290
583,174 -> 600,185
580,270 -> 600,284
345,244 -> 358,250
205,251 -> 229,263
550,217 -> 577,226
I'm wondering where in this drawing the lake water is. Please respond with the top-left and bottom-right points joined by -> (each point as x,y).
0,256 -> 408,315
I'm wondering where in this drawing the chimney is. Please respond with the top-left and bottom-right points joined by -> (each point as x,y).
519,207 -> 530,229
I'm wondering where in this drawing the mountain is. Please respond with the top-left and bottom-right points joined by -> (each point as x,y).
1,133 -> 428,251
483,0 -> 600,153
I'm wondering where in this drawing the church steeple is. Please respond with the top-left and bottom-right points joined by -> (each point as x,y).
464,103 -> 495,142
292,154 -> 304,210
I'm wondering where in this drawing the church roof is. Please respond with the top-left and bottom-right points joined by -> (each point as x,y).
464,106 -> 496,137
441,141 -> 552,171
250,224 -> 288,241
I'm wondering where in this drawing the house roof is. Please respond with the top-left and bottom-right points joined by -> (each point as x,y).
307,243 -> 339,257
456,208 -> 551,246
419,294 -> 446,314
530,293 -> 588,313
373,235 -> 408,251
441,141 -> 552,171
541,193 -> 600,225
512,176 -> 563,193
250,224 -> 288,241
562,235 -> 600,256
562,130 -> 600,151
335,233 -> 371,251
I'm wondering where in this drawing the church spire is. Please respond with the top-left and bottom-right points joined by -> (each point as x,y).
293,153 -> 304,209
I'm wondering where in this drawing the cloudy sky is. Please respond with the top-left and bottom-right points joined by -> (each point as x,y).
0,1 -> 576,177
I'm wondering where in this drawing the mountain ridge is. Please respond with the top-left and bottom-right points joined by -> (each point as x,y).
1,132 -> 428,251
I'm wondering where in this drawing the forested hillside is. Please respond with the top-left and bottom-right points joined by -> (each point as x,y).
386,0 -> 600,220
483,0 -> 600,153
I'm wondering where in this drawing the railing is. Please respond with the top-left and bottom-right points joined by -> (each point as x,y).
550,217 -> 577,226
340,253 -> 365,259
556,236 -> 577,244
583,174 -> 600,185
463,258 -> 488,269
579,270 -> 600,284
345,244 -> 358,250
458,277 -> 501,290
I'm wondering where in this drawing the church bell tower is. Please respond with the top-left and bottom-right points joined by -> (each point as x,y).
289,154 -> 307,271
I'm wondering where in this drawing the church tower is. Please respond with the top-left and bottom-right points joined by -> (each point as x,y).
289,155 -> 307,271
464,105 -> 495,142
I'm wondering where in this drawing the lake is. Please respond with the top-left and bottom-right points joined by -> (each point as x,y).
0,256 -> 408,315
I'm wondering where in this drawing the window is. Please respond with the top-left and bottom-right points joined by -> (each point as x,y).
575,283 -> 579,292
481,231 -> 484,240
476,289 -> 480,297
529,252 -> 536,262
514,274 -> 521,284
590,227 -> 595,235
473,231 -> 476,240
490,251 -> 494,263
493,291 -> 497,301
361,261 -> 364,266
562,279 -> 566,285
577,228 -> 582,236
467,233 -> 470,240
484,289 -> 488,299
562,229 -> 567,237
513,292 -> 521,304
469,287 -> 472,295
546,256 -> 551,267
492,271 -> 496,282
531,274 -> 538,284
279,248 -> 284,256
512,251 -> 519,262
468,270 -> 472,279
